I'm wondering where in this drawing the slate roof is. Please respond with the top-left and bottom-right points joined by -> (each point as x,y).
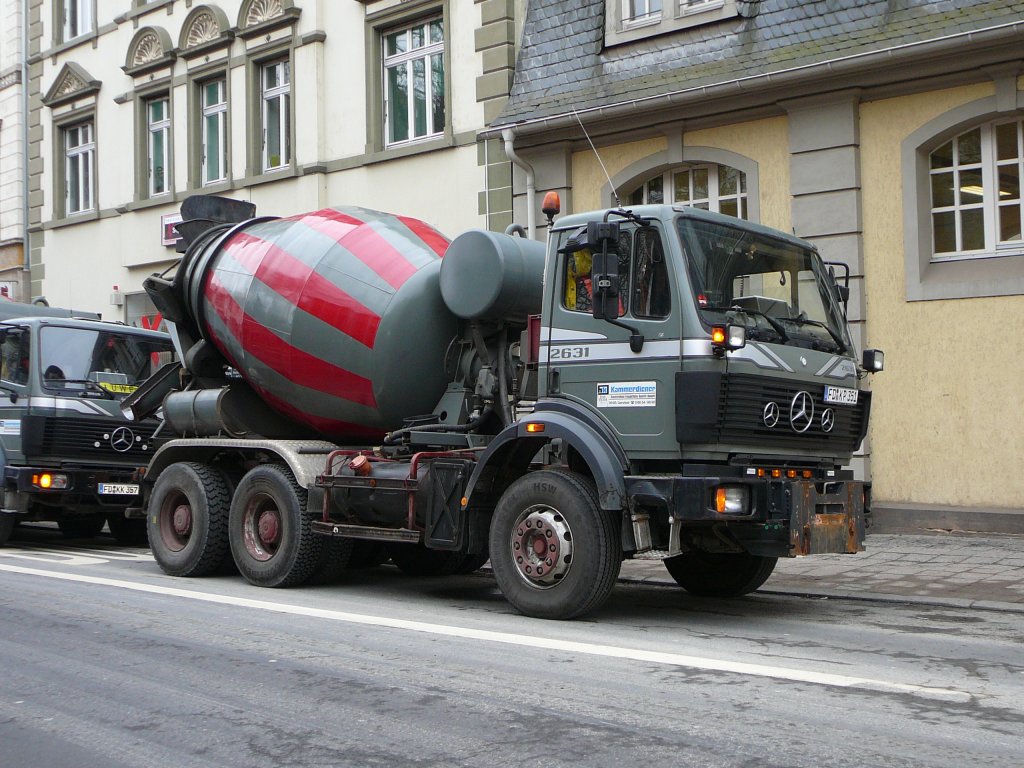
491,0 -> 1024,130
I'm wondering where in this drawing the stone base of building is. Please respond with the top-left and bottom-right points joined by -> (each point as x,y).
871,502 -> 1024,535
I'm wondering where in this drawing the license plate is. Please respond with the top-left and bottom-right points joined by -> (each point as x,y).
98,483 -> 140,496
823,386 -> 859,405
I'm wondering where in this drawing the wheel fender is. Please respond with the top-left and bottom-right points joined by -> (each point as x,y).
466,412 -> 627,511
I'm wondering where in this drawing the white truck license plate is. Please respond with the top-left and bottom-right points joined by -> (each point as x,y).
823,386 -> 858,405
98,483 -> 140,495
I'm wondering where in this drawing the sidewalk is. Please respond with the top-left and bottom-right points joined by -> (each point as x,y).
619,533 -> 1024,612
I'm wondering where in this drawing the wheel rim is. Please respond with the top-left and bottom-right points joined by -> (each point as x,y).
242,493 -> 282,562
158,491 -> 191,552
509,504 -> 573,589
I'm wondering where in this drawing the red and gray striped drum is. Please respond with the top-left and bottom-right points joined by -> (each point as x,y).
195,206 -> 457,442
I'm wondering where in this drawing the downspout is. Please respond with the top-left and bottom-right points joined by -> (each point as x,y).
501,127 -> 535,240
21,0 -> 30,281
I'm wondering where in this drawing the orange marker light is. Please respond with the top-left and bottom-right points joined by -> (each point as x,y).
525,423 -> 545,434
37,473 -> 53,489
711,326 -> 727,344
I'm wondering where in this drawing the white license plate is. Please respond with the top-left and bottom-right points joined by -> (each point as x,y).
98,483 -> 140,496
823,386 -> 859,405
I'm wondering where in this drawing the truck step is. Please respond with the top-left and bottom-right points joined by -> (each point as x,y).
311,520 -> 420,543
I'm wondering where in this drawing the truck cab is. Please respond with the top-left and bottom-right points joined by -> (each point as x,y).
0,316 -> 175,546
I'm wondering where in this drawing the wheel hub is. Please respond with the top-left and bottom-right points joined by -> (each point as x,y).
172,504 -> 192,536
257,510 -> 280,546
510,506 -> 573,589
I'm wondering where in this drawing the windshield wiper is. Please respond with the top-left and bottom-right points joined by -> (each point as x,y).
47,378 -> 116,399
783,317 -> 847,354
703,305 -> 790,344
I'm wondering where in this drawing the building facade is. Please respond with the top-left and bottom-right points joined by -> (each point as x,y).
488,0 -> 1024,526
0,0 -> 27,301
28,0 -> 522,325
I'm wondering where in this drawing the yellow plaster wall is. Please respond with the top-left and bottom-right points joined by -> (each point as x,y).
861,82 -> 1024,509
570,117 -> 791,232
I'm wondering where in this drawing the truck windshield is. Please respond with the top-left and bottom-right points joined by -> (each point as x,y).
39,326 -> 175,399
677,218 -> 851,353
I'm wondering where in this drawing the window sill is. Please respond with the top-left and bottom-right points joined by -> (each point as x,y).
365,135 -> 451,166
911,249 -> 1024,301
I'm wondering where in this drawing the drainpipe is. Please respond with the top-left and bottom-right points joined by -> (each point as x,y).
21,0 -> 30,283
501,127 -> 535,240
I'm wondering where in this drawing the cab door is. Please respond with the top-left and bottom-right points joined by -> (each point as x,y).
542,223 -> 682,459
0,327 -> 31,463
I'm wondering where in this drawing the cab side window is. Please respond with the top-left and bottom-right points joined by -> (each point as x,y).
1,330 -> 30,385
632,228 -> 671,319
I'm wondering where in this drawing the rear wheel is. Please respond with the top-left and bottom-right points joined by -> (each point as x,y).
58,515 -> 106,540
489,470 -> 621,620
229,464 -> 322,588
148,462 -> 231,577
0,514 -> 15,547
663,551 -> 778,597
107,514 -> 149,547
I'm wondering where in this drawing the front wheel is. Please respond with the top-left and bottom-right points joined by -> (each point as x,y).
663,551 -> 778,597
229,464 -> 322,588
489,470 -> 621,620
148,462 -> 231,577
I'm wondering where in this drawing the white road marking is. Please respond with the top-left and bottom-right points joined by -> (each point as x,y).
0,563 -> 971,703
0,546 -> 153,566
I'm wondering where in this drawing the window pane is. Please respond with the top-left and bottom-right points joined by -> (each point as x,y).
999,204 -> 1022,242
264,63 -> 279,90
693,167 -> 708,200
960,208 -> 984,250
411,24 -> 424,49
204,81 -> 222,107
205,115 -> 220,182
673,171 -> 690,202
629,187 -> 644,205
719,165 -> 738,195
283,94 -> 291,164
930,171 -> 954,208
957,128 -> 981,164
647,175 -> 663,204
932,211 -> 956,253
68,155 -> 80,212
385,31 -> 405,57
720,199 -> 738,218
995,122 -> 1019,162
412,57 -> 426,138
930,140 -> 953,169
957,168 -> 983,204
387,65 -> 408,144
429,19 -> 443,44
152,130 -> 165,192
998,164 -> 1020,201
266,97 -> 281,166
431,54 -> 445,134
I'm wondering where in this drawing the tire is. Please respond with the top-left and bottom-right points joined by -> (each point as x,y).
307,537 -> 355,585
148,462 -> 231,577
0,514 -> 14,547
229,464 -> 322,588
489,470 -> 621,620
346,540 -> 390,569
663,551 -> 778,597
58,515 -> 106,539
386,542 -> 467,577
107,514 -> 149,547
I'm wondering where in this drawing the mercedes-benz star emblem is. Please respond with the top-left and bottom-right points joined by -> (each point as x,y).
789,391 -> 814,433
821,408 -> 836,433
110,426 -> 136,453
763,402 -> 780,428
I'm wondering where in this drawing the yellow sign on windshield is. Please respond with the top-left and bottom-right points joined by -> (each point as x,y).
98,382 -> 139,394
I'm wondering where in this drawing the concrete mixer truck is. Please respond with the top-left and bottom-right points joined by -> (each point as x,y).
131,194 -> 882,619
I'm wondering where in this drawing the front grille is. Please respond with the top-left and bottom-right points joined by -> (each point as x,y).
719,374 -> 869,454
31,417 -> 166,463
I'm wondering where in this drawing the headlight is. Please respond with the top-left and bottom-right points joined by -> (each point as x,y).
715,485 -> 749,514
33,472 -> 69,490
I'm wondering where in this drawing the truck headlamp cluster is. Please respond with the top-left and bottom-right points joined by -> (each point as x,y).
710,324 -> 746,356
715,485 -> 749,515
32,472 -> 69,490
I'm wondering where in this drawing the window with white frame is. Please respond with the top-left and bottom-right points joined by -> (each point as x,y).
625,0 -> 661,23
383,18 -> 445,147
64,122 -> 94,215
682,0 -> 722,12
63,0 -> 93,41
929,119 -> 1023,260
147,96 -> 171,196
261,59 -> 290,171
629,163 -> 748,219
200,78 -> 228,185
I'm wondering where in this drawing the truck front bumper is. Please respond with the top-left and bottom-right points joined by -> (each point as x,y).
2,465 -> 143,515
624,475 -> 869,558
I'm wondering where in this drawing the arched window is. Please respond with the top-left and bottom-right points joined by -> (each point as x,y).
929,118 -> 1023,259
627,163 -> 748,219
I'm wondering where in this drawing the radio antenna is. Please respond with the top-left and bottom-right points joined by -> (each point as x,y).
572,106 -> 621,208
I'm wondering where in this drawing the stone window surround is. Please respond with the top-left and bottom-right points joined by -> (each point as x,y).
191,67 -> 231,189
135,84 -> 174,202
245,41 -> 295,179
902,79 -> 1024,301
363,0 -> 452,157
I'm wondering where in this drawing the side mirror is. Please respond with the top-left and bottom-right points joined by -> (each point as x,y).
588,221 -> 621,321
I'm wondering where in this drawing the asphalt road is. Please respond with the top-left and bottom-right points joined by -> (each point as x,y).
1,526 -> 1022,768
